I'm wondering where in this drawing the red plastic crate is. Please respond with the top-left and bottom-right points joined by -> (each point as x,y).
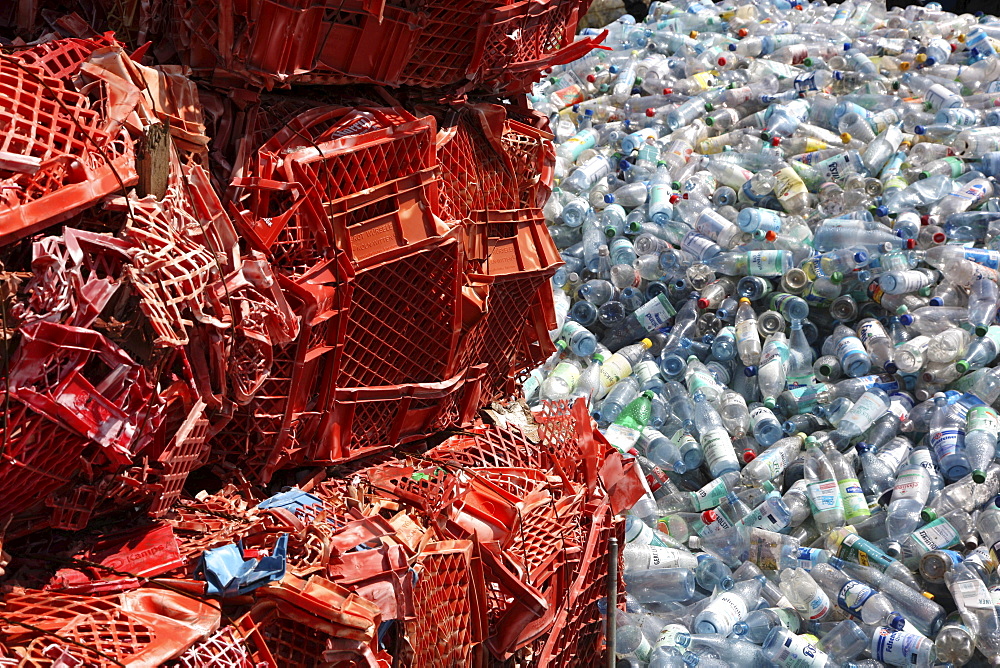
317,365 -> 483,463
409,540 -> 486,668
436,103 -> 554,224
0,55 -> 138,246
170,0 -> 597,90
332,234 -> 464,388
230,106 -> 444,274
209,254 -> 354,482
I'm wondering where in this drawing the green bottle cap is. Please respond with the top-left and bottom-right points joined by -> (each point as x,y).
956,360 -> 970,373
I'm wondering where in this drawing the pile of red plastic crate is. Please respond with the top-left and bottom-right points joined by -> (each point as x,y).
0,0 -> 634,665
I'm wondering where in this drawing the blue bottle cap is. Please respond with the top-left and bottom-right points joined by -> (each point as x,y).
572,104 -> 580,113
619,158 -> 631,171
925,57 -> 937,66
929,297 -> 943,306
604,193 -> 615,204
854,250 -> 868,263
900,314 -> 914,326
744,365 -> 758,377
729,43 -> 737,51
874,206 -> 889,217
609,65 -> 620,74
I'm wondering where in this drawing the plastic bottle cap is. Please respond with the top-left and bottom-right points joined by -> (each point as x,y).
743,450 -> 756,463
830,271 -> 844,284
884,362 -> 898,374
875,206 -> 889,217
641,338 -> 653,349
645,108 -> 656,117
689,31 -> 699,38
899,61 -> 910,71
920,508 -> 935,522
744,365 -> 758,377
916,53 -> 927,63
704,102 -> 714,111
737,29 -> 748,37
739,297 -> 751,304
697,297 -> 710,309
705,117 -> 715,126
764,231 -> 778,241
764,397 -> 776,409
604,193 -> 615,204
974,469 -> 987,484
840,132 -> 852,143
906,239 -> 917,249
701,509 -> 717,523
803,57 -> 813,67
976,325 -> 989,337
586,74 -> 597,83
663,88 -> 673,95
717,57 -> 727,67
914,125 -> 926,135
933,232 -> 946,243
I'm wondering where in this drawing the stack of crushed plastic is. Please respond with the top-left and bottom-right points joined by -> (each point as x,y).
530,1 -> 1000,666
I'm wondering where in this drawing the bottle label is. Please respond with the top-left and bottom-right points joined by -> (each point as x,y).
736,320 -> 759,348
930,428 -> 964,461
955,578 -> 994,610
739,501 -> 787,533
833,530 -> 894,570
702,428 -> 737,473
605,424 -> 642,454
707,592 -> 749,633
837,580 -> 876,616
968,405 -> 999,433
803,588 -> 831,620
750,405 -> 776,428
635,359 -> 660,387
856,321 -> 887,347
598,356 -> 632,392
806,478 -> 843,514
794,547 -> 827,571
909,518 -> 960,556
748,250 -> 787,276
839,477 -> 871,521
756,448 -> 790,480
871,629 -> 924,664
692,477 -> 732,511
645,546 -> 697,569
617,632 -> 652,661
759,340 -> 790,370
770,634 -> 829,668
634,294 -> 677,333
748,529 -> 782,570
549,361 -> 581,389
652,625 -> 689,651
891,469 -> 928,500
835,335 -> 868,363
561,129 -> 598,161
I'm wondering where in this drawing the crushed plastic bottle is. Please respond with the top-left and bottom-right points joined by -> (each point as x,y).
530,1 -> 1000,665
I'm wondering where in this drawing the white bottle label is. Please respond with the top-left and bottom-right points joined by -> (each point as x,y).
803,589 -> 831,620
807,478 -> 843,514
968,405 -> 999,433
771,634 -> 829,668
634,295 -> 677,331
599,355 -> 632,392
909,518 -> 960,556
836,580 -> 876,616
692,476 -> 731,510
930,428 -> 964,460
707,592 -> 749,632
871,629 -> 926,664
605,424 -> 642,453
702,428 -> 737,472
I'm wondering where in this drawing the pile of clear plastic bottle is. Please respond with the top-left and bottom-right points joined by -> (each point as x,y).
524,0 -> 1000,665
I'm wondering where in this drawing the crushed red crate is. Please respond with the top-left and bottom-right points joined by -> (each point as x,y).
169,0 -> 601,91
230,105 -> 448,275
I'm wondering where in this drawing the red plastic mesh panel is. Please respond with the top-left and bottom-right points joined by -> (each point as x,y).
396,0 -> 502,88
458,271 -> 553,402
533,501 -> 617,668
337,237 -> 461,388
409,540 -> 479,668
174,626 -> 254,668
0,54 -> 138,245
46,485 -> 100,531
148,400 -> 211,516
436,105 -> 552,223
325,371 -> 472,461
507,490 -> 585,581
476,0 -> 580,76
534,399 -> 588,484
122,181 -> 226,348
19,610 -> 162,666
0,403 -> 93,525
0,591 -> 120,637
13,34 -> 120,80
427,427 -> 549,471
231,108 -> 440,274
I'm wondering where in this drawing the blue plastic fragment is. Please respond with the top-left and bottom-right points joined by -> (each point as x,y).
198,534 -> 288,597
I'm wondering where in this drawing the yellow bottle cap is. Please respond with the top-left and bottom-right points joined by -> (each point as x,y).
899,61 -> 910,71
689,31 -> 699,39
840,132 -> 852,143
922,591 -> 935,600
641,338 -> 653,348
915,53 -> 927,63
739,297 -> 751,304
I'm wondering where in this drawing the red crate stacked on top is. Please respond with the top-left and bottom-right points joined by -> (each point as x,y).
434,102 -> 562,403
169,0 -> 600,92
